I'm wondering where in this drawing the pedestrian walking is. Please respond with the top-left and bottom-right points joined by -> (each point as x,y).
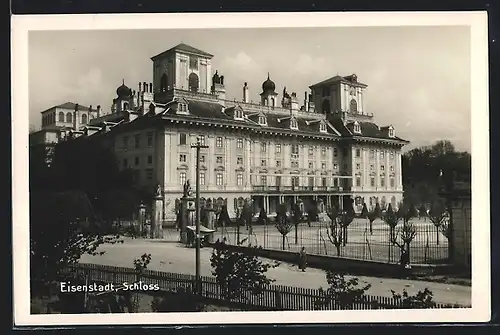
299,247 -> 307,272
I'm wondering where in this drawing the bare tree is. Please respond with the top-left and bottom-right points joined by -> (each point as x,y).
275,204 -> 293,250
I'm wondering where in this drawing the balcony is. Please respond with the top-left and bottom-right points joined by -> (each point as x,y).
251,185 -> 349,193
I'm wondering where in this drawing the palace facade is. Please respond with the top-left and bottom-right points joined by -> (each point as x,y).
33,43 -> 409,220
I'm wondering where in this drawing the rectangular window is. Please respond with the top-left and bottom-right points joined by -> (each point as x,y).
356,163 -> 361,170
370,150 -> 375,159
179,154 -> 187,162
146,169 -> 153,180
276,176 -> 281,186
134,134 -> 140,149
356,177 -> 361,187
291,161 -> 299,168
216,173 -> 223,186
147,132 -> 153,147
322,178 -> 327,187
292,176 -> 299,187
333,163 -> 338,170
291,145 -> 299,155
390,166 -> 394,172
309,146 -> 314,155
390,152 -> 395,159
237,138 -> 244,149
356,149 -> 361,157
333,148 -> 338,157
380,151 -> 385,159
321,147 -> 326,156
147,155 -> 153,164
276,160 -> 281,167
123,136 -> 129,149
276,144 -> 281,153
390,177 -> 395,188
381,165 -> 385,171
200,172 -> 205,185
179,172 -> 187,185
381,177 -> 385,187
309,177 -> 314,187
179,133 -> 187,145
200,155 -> 205,163
261,175 -> 267,186
321,162 -> 326,169
216,156 -> 223,164
236,157 -> 243,165
198,135 -> 205,146
261,160 -> 267,167
189,56 -> 198,70
216,137 -> 223,148
134,156 -> 140,166
237,174 -> 243,186
370,164 -> 374,171
370,177 -> 375,187
333,178 -> 339,187
261,143 -> 267,153
308,162 -> 314,169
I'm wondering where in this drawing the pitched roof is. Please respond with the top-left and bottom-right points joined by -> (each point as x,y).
344,121 -> 406,141
151,43 -> 214,60
41,102 -> 97,114
309,75 -> 368,88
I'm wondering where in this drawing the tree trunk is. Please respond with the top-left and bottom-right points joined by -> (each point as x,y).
282,235 -> 285,250
369,220 -> 373,235
237,222 -> 240,245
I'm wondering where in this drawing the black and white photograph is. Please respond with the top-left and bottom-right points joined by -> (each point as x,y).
12,12 -> 490,325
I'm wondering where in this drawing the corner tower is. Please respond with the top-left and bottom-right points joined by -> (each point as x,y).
151,43 -> 214,103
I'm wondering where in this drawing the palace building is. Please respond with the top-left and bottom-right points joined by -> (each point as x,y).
33,43 -> 409,220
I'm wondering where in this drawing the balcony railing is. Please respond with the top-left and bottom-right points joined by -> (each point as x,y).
251,185 -> 348,193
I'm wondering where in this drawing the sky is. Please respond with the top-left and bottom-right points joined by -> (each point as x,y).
28,26 -> 471,152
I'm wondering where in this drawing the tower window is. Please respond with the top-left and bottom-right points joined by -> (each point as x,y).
259,116 -> 267,125
389,127 -> 395,137
189,57 -> 198,70
216,137 -> 223,148
290,118 -> 298,130
188,73 -> 199,92
237,138 -> 244,149
321,99 -> 331,114
81,114 -> 88,124
160,73 -> 168,92
350,99 -> 358,113
235,109 -> 244,119
58,112 -> 65,122
353,122 -> 361,134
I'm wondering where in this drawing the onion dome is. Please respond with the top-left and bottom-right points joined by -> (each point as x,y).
116,79 -> 132,97
262,73 -> 276,92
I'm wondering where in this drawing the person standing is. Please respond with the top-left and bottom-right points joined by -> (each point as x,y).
299,247 -> 307,272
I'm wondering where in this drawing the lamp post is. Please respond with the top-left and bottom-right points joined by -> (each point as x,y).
191,137 -> 209,294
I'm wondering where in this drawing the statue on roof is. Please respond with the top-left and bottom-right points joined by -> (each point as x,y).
183,180 -> 192,198
155,184 -> 162,197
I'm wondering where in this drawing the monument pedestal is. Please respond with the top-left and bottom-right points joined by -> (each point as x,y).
151,194 -> 164,239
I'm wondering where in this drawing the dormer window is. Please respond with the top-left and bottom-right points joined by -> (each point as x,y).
234,109 -> 244,120
388,126 -> 395,138
177,102 -> 189,114
290,118 -> 298,130
258,115 -> 267,125
353,122 -> 361,134
319,122 -> 327,133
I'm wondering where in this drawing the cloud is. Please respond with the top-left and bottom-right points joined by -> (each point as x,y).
224,52 -> 261,75
292,54 -> 329,76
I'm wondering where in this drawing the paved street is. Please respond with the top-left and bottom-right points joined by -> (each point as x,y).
79,237 -> 471,306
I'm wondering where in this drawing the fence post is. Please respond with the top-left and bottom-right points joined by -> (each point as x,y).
274,289 -> 282,310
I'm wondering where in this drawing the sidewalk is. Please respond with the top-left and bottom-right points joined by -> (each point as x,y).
79,238 -> 471,306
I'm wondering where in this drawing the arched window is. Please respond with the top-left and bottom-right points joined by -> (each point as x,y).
321,99 -> 330,114
391,196 -> 397,208
160,73 -> 168,92
123,102 -> 129,110
381,196 -> 387,209
81,114 -> 88,124
188,73 -> 199,92
66,112 -> 72,123
270,97 -> 275,107
350,99 -> 358,113
58,112 -> 64,122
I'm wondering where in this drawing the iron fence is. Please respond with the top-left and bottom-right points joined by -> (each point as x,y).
215,218 -> 452,264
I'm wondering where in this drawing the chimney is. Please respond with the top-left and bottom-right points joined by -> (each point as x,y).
143,82 -> 148,93
243,82 -> 249,103
149,83 -> 153,93
139,82 -> 142,92
304,92 -> 309,112
96,105 -> 101,118
73,103 -> 79,130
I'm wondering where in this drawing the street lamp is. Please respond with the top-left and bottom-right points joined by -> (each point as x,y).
191,137 -> 209,294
